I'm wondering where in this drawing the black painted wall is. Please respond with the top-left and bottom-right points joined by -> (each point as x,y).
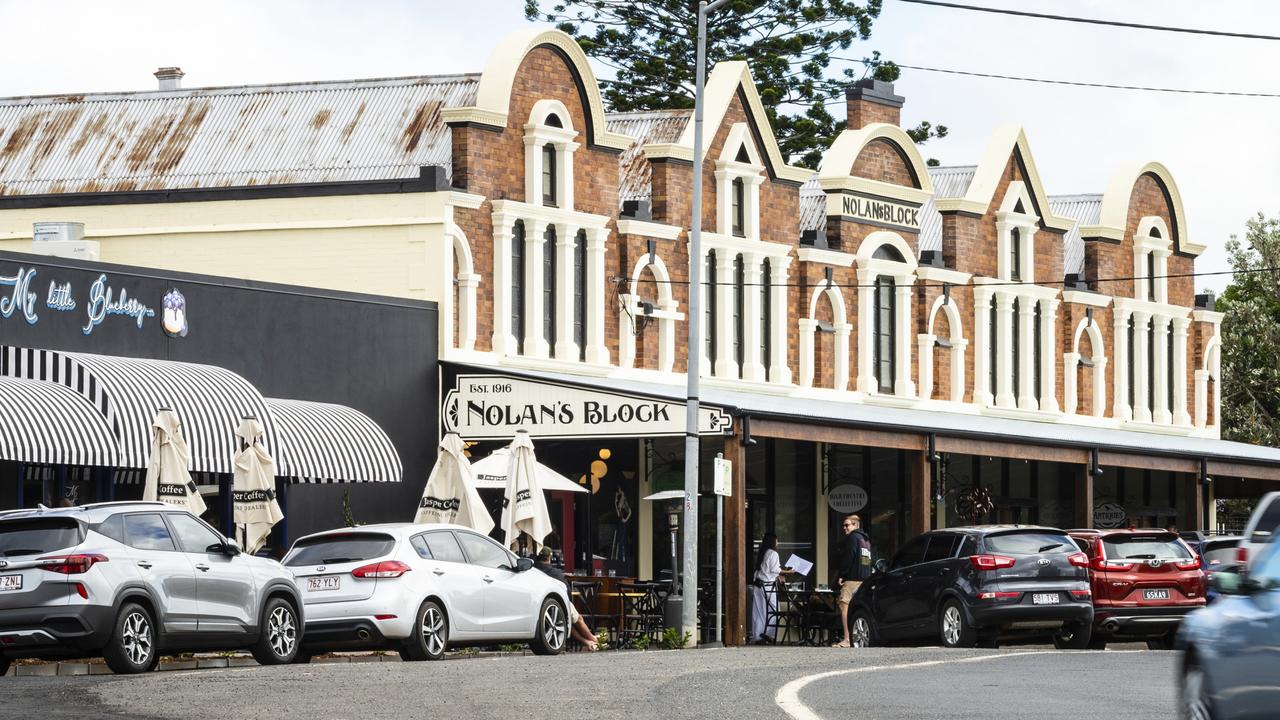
0,250 -> 437,540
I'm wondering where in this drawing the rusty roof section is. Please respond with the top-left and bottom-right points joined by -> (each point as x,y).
0,74 -> 479,196
606,109 -> 691,204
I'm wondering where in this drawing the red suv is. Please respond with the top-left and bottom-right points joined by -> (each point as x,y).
1067,528 -> 1205,649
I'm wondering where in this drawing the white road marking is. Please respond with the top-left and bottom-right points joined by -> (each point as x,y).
774,650 -> 1139,720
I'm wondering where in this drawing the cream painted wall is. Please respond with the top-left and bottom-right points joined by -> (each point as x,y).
0,192 -> 449,301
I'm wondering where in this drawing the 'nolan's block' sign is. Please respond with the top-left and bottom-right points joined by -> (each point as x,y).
826,192 -> 921,232
444,374 -> 733,440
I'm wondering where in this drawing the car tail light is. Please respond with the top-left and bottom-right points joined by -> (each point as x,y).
1070,589 -> 1091,599
1067,552 -> 1089,568
352,561 -> 411,579
1236,547 -> 1248,564
1092,557 -> 1135,571
37,554 -> 107,574
374,614 -> 398,621
969,555 -> 1016,570
977,591 -> 1020,601
1175,556 -> 1200,571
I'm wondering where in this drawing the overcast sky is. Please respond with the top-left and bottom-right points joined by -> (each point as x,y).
1,0 -> 1276,293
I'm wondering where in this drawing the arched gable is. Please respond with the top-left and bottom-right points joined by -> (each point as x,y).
817,123 -> 934,204
441,28 -> 631,150
1092,161 -> 1201,255
855,230 -> 918,269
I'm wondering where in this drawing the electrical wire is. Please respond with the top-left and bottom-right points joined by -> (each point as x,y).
895,0 -> 1280,42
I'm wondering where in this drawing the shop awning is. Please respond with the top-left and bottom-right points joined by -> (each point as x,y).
0,376 -> 121,467
266,398 -> 403,483
2,345 -> 277,473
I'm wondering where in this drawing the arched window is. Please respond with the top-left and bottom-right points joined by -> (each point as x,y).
761,258 -> 772,375
1033,301 -> 1042,404
733,253 -> 745,375
873,276 -> 896,394
1010,227 -> 1021,281
1127,315 -> 1136,410
573,230 -> 587,361
706,253 -> 717,368
512,221 -> 526,355
1012,297 -> 1021,399
543,224 -> 557,350
731,178 -> 746,237
542,143 -> 557,207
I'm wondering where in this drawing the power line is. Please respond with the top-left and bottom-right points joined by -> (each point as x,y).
896,0 -> 1280,41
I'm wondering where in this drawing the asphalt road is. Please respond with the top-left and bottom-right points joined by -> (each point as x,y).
0,646 -> 1178,720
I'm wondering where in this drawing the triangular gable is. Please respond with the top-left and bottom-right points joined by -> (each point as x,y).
933,125 -> 1074,233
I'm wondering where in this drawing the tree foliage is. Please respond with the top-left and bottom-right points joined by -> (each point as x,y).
524,0 -> 946,168
1219,213 -> 1280,447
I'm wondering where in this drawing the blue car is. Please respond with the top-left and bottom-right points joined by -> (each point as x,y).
1178,538 -> 1280,719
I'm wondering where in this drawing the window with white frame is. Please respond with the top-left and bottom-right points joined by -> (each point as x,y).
855,233 -> 916,397
715,124 -> 764,240
511,220 -> 527,355
542,224 -> 557,350
873,276 -> 896,394
524,100 -> 578,210
573,230 -> 587,361
1112,297 -> 1189,427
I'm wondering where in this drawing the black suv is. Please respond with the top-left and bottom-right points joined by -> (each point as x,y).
847,526 -> 1094,649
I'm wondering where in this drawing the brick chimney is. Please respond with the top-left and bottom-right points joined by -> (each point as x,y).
154,67 -> 185,91
846,78 -> 903,129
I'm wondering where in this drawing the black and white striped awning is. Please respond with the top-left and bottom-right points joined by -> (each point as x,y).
1,346 -> 277,473
267,398 -> 402,483
0,376 -> 121,467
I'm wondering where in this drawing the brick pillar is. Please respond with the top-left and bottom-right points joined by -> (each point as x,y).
722,428 -> 747,646
845,78 -> 904,129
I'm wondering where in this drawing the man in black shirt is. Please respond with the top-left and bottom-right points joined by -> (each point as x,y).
833,514 -> 871,648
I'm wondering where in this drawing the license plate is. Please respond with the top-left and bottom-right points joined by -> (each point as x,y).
307,576 -> 341,592
1032,593 -> 1059,605
1143,589 -> 1170,601
0,575 -> 21,591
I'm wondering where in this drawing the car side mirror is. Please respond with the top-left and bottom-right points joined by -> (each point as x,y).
515,557 -> 534,573
873,558 -> 889,574
1212,572 -> 1245,595
221,537 -> 242,556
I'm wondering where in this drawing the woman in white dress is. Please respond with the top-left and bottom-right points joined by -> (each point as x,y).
750,533 -> 793,644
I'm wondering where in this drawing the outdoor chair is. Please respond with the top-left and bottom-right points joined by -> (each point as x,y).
571,580 -> 616,644
764,580 -> 805,644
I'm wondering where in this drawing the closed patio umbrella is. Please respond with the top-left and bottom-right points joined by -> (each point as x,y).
500,430 -> 553,552
232,417 -> 283,554
415,432 -> 494,534
142,409 -> 207,517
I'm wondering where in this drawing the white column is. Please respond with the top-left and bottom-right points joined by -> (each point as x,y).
1016,296 -> 1036,410
524,137 -> 543,204
1062,352 -> 1080,415
526,221 -> 549,359
1172,316 -> 1191,426
834,322 -> 851,392
558,141 -> 579,210
1039,298 -> 1060,413
1133,310 -> 1152,423
714,247 -> 738,378
995,291 -> 1016,409
769,256 -> 792,384
951,338 -> 968,404
457,272 -> 480,351
1155,250 -> 1170,305
584,227 -> 609,364
973,287 -> 993,405
658,315 -> 675,373
855,269 -> 875,394
894,275 -> 916,397
1194,369 -> 1208,429
1153,315 -> 1172,424
799,319 -> 817,387
554,223 -> 577,361
741,253 -> 765,382
1092,357 -> 1108,419
917,334 -> 936,400
491,214 -> 515,355
618,301 -> 637,369
1113,308 -> 1132,421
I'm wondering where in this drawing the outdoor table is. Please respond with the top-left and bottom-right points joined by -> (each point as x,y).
801,589 -> 839,646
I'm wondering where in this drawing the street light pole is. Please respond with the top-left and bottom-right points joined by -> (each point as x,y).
684,0 -> 731,648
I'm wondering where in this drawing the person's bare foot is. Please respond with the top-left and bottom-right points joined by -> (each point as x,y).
831,639 -> 850,648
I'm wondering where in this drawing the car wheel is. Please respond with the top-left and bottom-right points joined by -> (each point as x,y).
1180,654 -> 1216,720
939,600 -> 977,648
251,597 -> 300,665
1052,621 -> 1092,650
291,650 -> 313,665
530,597 -> 568,656
103,602 -> 159,674
1087,635 -> 1108,650
849,609 -> 877,648
401,600 -> 448,661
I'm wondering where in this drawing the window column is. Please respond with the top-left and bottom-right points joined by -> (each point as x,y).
1113,307 -> 1132,420
894,273 -> 916,397
713,247 -> 738,378
1016,295 -> 1036,411
741,253 -> 766,382
1155,250 -> 1170,305
1172,316 -> 1191,426
1153,315 -> 1172,424
973,287 -> 993,405
490,214 -> 516,355
768,256 -> 792,384
855,269 -> 875,394
584,226 -> 610,365
553,222 -> 577,361
1133,310 -> 1152,422
995,291 -> 1016,409
526,220 -> 549,359
1038,298 -> 1060,413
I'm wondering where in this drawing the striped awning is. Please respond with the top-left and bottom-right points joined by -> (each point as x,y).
1,346 -> 277,473
0,376 -> 121,467
267,398 -> 402,483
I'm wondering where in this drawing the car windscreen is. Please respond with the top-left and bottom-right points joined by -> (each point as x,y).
984,531 -> 1075,555
1201,541 -> 1239,566
1102,533 -> 1191,560
1250,498 -> 1280,543
285,533 -> 396,567
0,518 -> 84,557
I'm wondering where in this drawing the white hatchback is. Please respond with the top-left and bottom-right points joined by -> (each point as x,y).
284,523 -> 569,660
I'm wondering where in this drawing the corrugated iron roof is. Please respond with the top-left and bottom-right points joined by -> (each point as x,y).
1049,194 -> 1102,276
799,175 -> 826,233
918,165 -> 976,254
606,109 -> 691,203
0,74 -> 478,196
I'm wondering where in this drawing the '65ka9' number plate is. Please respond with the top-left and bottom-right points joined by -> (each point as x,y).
307,576 -> 340,592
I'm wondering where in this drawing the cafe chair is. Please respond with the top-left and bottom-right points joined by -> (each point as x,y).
764,580 -> 805,645
571,580 -> 616,643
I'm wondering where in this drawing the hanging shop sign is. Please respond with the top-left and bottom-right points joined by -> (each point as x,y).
444,373 -> 733,440
1094,502 -> 1127,529
0,264 -> 167,337
825,192 -> 921,233
827,484 -> 868,514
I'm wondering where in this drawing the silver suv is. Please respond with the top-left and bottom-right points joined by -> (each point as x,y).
0,501 -> 302,674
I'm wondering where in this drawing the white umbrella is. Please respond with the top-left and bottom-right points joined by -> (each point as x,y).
142,409 -> 207,517
500,431 -> 553,551
415,433 -> 494,534
232,417 -> 283,554
471,447 -> 587,494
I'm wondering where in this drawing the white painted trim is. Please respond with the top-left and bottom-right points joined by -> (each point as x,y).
817,123 -> 935,196
1097,160 -> 1202,255
915,266 -> 971,284
616,219 -> 682,240
796,247 -> 854,267
1061,290 -> 1112,307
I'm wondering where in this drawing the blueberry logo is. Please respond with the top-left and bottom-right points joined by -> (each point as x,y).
162,288 -> 188,338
